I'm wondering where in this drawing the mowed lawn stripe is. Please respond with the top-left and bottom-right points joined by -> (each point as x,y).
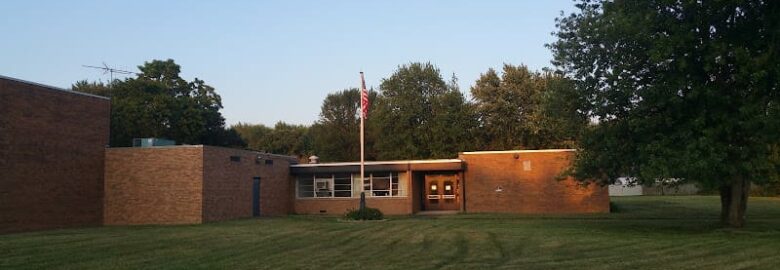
1,196 -> 779,270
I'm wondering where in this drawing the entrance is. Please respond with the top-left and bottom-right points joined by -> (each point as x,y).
252,177 -> 261,217
423,174 -> 459,211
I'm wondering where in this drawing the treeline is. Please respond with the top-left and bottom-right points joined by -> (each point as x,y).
233,62 -> 586,162
73,60 -> 585,162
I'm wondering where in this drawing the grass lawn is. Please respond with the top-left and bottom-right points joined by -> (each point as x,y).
2,196 -> 779,270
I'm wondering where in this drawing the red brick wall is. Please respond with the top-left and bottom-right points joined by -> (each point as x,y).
104,147 -> 204,225
460,150 -> 609,214
294,197 -> 412,216
0,77 -> 110,234
202,146 -> 294,222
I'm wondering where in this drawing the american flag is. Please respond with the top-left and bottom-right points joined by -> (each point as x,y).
360,72 -> 370,119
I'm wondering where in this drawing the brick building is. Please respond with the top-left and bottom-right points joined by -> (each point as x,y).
104,145 -> 297,225
2,75 -> 608,232
290,150 -> 609,215
0,76 -> 110,234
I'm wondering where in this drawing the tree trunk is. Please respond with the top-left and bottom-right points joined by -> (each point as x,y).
719,177 -> 750,228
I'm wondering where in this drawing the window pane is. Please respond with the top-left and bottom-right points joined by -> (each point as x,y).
297,174 -> 314,197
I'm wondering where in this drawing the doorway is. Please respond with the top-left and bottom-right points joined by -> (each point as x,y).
252,177 -> 261,217
423,174 -> 459,211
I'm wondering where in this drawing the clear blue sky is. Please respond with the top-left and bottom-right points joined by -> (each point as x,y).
0,1 -> 576,126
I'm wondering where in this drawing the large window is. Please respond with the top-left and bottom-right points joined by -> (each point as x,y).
363,172 -> 403,197
297,173 -> 352,198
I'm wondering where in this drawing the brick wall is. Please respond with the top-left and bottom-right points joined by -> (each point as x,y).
293,172 -> 414,215
104,146 -> 204,225
294,197 -> 412,216
202,146 -> 294,222
0,77 -> 110,234
460,150 -> 609,214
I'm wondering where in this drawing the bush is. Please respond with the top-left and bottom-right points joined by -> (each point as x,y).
609,202 -> 621,213
344,207 -> 384,220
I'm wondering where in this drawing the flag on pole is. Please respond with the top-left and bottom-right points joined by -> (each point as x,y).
360,72 -> 370,119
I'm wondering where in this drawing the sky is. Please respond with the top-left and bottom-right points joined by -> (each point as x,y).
0,1 -> 577,126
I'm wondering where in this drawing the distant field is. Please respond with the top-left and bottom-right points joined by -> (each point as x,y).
1,196 -> 779,270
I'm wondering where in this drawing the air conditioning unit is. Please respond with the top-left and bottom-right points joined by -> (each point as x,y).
132,138 -> 176,147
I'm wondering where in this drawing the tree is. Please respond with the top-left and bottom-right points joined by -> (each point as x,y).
372,62 -> 476,160
233,122 -> 313,158
310,88 -> 378,162
550,0 -> 780,227
471,64 -> 585,150
73,59 -> 235,147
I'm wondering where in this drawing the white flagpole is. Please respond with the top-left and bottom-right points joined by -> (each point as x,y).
360,72 -> 366,196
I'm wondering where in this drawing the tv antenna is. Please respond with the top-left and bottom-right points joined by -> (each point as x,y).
82,62 -> 137,84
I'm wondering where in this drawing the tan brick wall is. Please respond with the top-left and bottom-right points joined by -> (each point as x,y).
294,197 -> 412,216
104,146 -> 204,225
460,151 -> 609,214
0,78 -> 110,234
202,146 -> 293,222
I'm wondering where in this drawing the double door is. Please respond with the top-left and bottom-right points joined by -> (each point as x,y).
423,175 -> 459,211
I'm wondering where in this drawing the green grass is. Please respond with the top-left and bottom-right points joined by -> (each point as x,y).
2,196 -> 779,270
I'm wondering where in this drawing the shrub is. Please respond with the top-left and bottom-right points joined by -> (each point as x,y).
344,207 -> 384,220
609,202 -> 621,213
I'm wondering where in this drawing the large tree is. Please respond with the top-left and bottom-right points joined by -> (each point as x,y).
471,64 -> 585,150
372,63 -> 477,160
310,88 -> 378,162
550,0 -> 780,227
73,59 -> 238,147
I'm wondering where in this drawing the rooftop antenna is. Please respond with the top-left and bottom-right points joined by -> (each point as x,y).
82,62 -> 137,86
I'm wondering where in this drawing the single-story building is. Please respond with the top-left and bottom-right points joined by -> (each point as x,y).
1,75 -> 610,232
103,146 -> 609,223
103,145 -> 298,225
290,150 -> 609,215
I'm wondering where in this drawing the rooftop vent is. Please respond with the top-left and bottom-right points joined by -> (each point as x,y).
132,138 -> 176,147
308,155 -> 319,164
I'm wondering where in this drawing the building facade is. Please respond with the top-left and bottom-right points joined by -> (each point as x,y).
290,150 -> 609,216
2,75 -> 609,232
0,76 -> 110,234
104,145 -> 297,225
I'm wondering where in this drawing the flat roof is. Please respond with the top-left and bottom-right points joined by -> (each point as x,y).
291,159 -> 462,168
290,159 -> 463,174
0,75 -> 110,100
107,145 -> 299,162
460,149 -> 575,155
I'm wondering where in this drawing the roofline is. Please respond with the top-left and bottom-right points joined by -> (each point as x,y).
107,144 -> 299,162
460,149 -> 576,155
290,159 -> 462,168
0,74 -> 111,100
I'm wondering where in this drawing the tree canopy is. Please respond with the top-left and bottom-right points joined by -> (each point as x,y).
73,59 -> 241,147
309,88 -> 378,162
550,0 -> 780,227
471,64 -> 586,150
233,122 -> 312,159
371,62 -> 477,160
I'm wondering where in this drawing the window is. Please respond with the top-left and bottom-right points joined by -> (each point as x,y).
297,173 -> 353,198
363,172 -> 404,197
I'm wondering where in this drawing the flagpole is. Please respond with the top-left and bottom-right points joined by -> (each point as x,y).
359,72 -> 366,198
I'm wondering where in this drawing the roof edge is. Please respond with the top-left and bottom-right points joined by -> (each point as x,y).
460,149 -> 576,155
0,75 -> 110,100
290,159 -> 462,168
